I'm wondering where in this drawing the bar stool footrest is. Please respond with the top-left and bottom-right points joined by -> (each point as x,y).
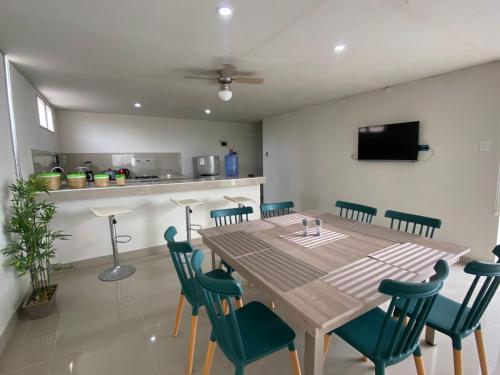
115,235 -> 132,244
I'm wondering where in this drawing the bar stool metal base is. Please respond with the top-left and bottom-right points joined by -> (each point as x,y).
99,265 -> 136,281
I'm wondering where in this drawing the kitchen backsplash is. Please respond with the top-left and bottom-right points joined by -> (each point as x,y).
33,151 -> 182,178
32,149 -> 59,174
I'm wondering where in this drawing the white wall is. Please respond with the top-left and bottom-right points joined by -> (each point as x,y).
0,55 -> 29,351
263,61 -> 500,261
9,64 -> 59,178
56,111 -> 263,177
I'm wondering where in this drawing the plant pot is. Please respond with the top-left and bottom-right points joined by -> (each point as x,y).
93,174 -> 110,187
38,173 -> 61,190
66,174 -> 87,189
23,284 -> 58,320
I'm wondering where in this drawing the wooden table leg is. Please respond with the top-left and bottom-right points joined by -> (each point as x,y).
304,331 -> 324,375
425,326 -> 437,346
211,249 -> 216,270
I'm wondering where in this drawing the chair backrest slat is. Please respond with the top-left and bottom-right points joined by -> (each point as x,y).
335,200 -> 377,224
211,206 -> 253,227
451,260 -> 500,335
373,260 -> 449,362
260,201 -> 294,218
384,210 -> 441,238
191,250 -> 247,363
164,226 -> 200,308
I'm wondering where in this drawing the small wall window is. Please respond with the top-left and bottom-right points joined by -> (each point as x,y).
36,95 -> 55,133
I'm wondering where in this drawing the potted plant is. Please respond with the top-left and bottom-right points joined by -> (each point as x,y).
2,176 -> 69,319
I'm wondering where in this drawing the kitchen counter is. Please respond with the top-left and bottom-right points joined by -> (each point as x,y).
44,176 -> 265,264
41,176 -> 266,202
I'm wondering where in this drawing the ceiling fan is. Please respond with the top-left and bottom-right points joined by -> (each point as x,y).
184,64 -> 264,101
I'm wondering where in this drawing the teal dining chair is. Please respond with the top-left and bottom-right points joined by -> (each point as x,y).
190,249 -> 302,375
211,206 -> 253,226
384,210 -> 441,238
335,200 -> 377,223
493,244 -> 500,262
397,257 -> 500,375
260,201 -> 294,218
324,260 -> 449,375
164,226 -> 243,375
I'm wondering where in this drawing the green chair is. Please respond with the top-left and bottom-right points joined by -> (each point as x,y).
335,200 -> 377,223
164,226 -> 243,375
260,201 -> 294,218
210,206 -> 253,226
324,260 -> 449,375
397,258 -> 500,375
493,244 -> 500,262
384,210 -> 441,238
190,249 -> 302,375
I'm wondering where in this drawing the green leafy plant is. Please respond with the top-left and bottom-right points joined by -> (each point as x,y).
2,176 -> 69,305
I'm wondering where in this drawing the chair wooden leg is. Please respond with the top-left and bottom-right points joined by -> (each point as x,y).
474,329 -> 489,375
235,297 -> 243,309
203,339 -> 217,375
413,354 -> 426,375
361,356 -> 368,362
453,349 -> 463,375
186,315 -> 198,375
323,334 -> 332,356
172,294 -> 185,337
289,349 -> 302,375
222,299 -> 229,315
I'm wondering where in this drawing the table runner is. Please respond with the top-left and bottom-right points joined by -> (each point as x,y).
280,229 -> 349,249
320,213 -> 418,243
320,257 -> 417,303
369,242 -> 456,274
238,248 -> 327,291
265,213 -> 314,226
208,231 -> 271,257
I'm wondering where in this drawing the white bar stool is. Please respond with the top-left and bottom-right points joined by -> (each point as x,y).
170,198 -> 204,243
223,195 -> 255,208
90,206 -> 136,281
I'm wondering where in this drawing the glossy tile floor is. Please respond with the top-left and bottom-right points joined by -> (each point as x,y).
1,250 -> 499,375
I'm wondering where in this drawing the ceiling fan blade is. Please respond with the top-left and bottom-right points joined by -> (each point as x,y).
232,77 -> 264,84
232,70 -> 257,77
220,64 -> 236,77
184,75 -> 218,80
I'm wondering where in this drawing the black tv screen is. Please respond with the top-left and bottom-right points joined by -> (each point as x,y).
358,121 -> 419,161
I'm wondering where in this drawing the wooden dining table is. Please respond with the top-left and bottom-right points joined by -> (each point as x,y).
198,211 -> 470,375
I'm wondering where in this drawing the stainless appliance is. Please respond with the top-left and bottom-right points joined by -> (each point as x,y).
192,155 -> 220,177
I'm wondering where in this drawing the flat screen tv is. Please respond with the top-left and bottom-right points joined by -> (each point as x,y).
357,121 -> 419,161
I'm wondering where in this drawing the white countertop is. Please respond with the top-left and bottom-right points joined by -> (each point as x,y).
40,176 -> 266,202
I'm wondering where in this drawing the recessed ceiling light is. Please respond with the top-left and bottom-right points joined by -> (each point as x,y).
217,6 -> 233,16
334,44 -> 346,53
205,109 -> 211,114
134,102 -> 142,108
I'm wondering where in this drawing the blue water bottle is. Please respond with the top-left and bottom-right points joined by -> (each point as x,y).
224,150 -> 238,177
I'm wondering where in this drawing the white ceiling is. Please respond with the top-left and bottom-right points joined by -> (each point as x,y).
1,0 -> 499,123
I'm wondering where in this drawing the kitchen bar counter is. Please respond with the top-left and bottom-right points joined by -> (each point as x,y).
45,176 -> 265,264
42,176 -> 266,202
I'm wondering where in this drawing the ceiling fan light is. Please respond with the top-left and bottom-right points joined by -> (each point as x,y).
218,89 -> 233,101
217,6 -> 233,16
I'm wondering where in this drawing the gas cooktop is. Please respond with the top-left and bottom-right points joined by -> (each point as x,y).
133,175 -> 160,182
